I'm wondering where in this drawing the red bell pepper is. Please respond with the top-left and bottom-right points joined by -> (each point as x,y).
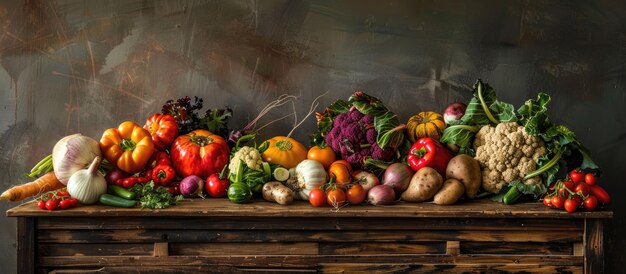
152,164 -> 176,186
407,137 -> 453,175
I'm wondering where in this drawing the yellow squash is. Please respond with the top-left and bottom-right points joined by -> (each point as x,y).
262,136 -> 307,169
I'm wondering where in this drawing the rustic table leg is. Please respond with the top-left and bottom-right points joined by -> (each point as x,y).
17,217 -> 35,274
585,218 -> 604,274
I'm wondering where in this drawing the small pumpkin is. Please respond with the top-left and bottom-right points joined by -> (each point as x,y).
286,160 -> 328,200
262,136 -> 307,169
328,160 -> 352,189
406,111 -> 446,142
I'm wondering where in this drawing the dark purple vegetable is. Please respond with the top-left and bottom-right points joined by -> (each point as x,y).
105,169 -> 128,185
180,175 -> 204,198
383,163 -> 414,196
367,185 -> 395,205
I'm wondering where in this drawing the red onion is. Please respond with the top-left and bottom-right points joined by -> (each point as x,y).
383,163 -> 414,196
105,169 -> 128,185
180,175 -> 204,198
367,185 -> 395,205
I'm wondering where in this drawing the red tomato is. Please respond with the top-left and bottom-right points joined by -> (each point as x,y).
543,196 -> 552,207
308,189 -> 327,207
45,199 -> 59,211
589,185 -> 611,205
574,183 -> 589,196
67,198 -> 79,207
584,196 -> 598,211
37,200 -> 46,210
170,130 -> 230,179
585,173 -> 597,186
122,177 -> 139,189
206,174 -> 230,198
326,188 -> 346,208
551,196 -> 565,209
56,191 -> 70,197
144,113 -> 179,150
569,169 -> 585,184
346,184 -> 366,205
564,198 -> 579,213
562,180 -> 575,191
59,199 -> 73,209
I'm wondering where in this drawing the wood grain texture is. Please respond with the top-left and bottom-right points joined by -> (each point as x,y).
6,199 -> 613,218
585,219 -> 605,274
319,263 -> 583,274
16,217 -> 35,274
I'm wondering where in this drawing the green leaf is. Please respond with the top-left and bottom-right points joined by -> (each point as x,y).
440,124 -> 480,153
374,111 -> 405,149
517,93 -> 551,136
509,180 -> 547,197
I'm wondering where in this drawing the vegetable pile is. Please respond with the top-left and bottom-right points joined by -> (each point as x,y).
0,79 -> 610,215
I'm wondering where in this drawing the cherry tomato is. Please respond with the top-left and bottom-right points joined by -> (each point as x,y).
45,199 -> 59,211
543,196 -> 552,207
569,169 -> 585,184
572,194 -> 583,206
346,184 -> 366,205
37,200 -> 46,210
574,183 -> 589,196
564,198 -> 579,213
557,187 -> 567,197
56,191 -> 70,197
59,199 -> 73,209
584,195 -> 598,211
562,180 -> 575,191
551,196 -> 565,209
67,198 -> 79,207
206,174 -> 230,198
308,188 -> 327,207
326,188 -> 346,208
122,177 -> 139,189
584,173 -> 597,186
589,185 -> 611,205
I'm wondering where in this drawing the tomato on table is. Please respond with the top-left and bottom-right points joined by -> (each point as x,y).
308,188 -> 327,207
346,184 -> 366,205
326,188 -> 346,208
568,169 -> 585,184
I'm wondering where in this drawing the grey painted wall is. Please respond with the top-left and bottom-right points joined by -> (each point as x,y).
1,0 -> 624,272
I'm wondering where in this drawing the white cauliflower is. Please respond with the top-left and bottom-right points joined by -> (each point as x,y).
229,146 -> 262,175
473,122 -> 547,194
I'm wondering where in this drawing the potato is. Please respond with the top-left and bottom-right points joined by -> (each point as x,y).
446,154 -> 482,198
401,167 -> 443,203
262,181 -> 294,205
433,178 -> 465,205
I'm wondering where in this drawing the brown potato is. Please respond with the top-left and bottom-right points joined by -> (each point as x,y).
446,155 -> 482,198
401,167 -> 443,203
433,178 -> 465,205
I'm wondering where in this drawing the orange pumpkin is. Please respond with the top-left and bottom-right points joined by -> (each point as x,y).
406,111 -> 446,142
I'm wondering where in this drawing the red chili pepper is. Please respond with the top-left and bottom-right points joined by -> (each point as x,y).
152,164 -> 176,186
122,177 -> 140,189
137,169 -> 152,184
406,137 -> 453,175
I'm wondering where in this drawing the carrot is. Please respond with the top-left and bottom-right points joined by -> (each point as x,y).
0,172 -> 65,202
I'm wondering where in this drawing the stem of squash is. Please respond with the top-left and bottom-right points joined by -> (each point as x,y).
283,92 -> 328,141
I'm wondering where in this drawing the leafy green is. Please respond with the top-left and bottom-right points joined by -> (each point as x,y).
517,93 -> 551,136
349,92 -> 406,149
508,180 -> 548,197
131,182 -> 184,209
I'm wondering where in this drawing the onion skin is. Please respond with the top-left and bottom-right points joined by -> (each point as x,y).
52,134 -> 102,185
105,169 -> 128,185
180,175 -> 204,198
367,185 -> 395,205
383,163 -> 414,196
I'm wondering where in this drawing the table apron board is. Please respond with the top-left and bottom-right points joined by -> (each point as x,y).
15,215 -> 605,273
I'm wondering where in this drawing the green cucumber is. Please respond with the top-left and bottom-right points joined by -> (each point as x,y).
99,194 -> 137,208
502,187 -> 523,205
227,182 -> 252,204
108,185 -> 136,200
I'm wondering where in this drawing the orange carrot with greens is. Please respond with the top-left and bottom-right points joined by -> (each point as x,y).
0,172 -> 65,202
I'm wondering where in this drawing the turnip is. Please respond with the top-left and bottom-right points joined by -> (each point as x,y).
443,102 -> 467,124
352,170 -> 379,192
367,185 -> 395,205
180,175 -> 204,198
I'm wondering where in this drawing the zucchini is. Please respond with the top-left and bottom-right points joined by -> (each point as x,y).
228,182 -> 252,204
108,185 -> 136,200
502,187 -> 523,205
99,194 -> 137,208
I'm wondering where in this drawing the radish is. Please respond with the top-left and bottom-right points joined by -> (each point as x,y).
443,103 -> 467,124
180,175 -> 204,198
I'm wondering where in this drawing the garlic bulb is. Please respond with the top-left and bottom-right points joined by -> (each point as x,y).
67,157 -> 107,204
286,160 -> 327,200
52,134 -> 102,185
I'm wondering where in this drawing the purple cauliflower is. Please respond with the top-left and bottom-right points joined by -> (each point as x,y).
326,109 -> 394,168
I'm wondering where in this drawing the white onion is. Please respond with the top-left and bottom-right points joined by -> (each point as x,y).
52,134 -> 102,185
67,157 -> 107,204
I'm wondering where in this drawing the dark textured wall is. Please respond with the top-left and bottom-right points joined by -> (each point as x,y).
1,0 -> 624,272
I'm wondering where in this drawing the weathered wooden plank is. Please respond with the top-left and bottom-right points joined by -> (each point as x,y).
320,242 -> 446,255
46,266 -> 316,273
39,243 -> 154,256
37,229 -> 583,244
17,217 -> 35,274
319,263 -> 583,274
460,241 -> 573,255
38,254 -> 585,268
446,241 -> 460,255
36,216 -> 585,231
7,199 -> 613,219
585,219 -> 604,273
153,242 -> 168,257
169,242 -> 319,256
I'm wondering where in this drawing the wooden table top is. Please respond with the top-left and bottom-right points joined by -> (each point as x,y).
6,198 -> 613,219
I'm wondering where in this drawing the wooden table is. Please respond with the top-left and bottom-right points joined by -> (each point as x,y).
7,199 -> 612,273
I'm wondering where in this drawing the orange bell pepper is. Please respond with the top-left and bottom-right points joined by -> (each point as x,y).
100,121 -> 155,174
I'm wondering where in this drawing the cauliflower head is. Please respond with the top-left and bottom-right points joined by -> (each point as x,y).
229,146 -> 262,174
473,122 -> 547,194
